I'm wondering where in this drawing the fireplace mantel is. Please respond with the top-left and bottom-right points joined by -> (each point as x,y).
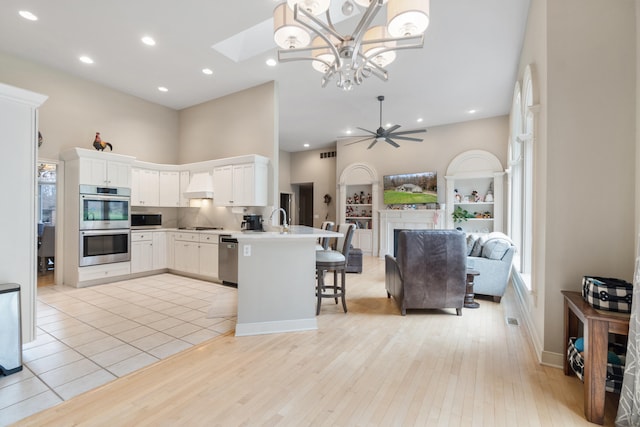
378,209 -> 445,257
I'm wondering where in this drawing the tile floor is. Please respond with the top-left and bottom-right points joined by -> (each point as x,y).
0,273 -> 237,426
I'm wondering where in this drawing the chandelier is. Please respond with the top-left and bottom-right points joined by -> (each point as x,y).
273,0 -> 430,91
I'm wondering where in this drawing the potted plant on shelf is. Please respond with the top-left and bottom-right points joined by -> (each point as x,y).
452,206 -> 473,223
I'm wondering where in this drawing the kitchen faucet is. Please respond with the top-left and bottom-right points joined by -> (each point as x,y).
269,208 -> 288,233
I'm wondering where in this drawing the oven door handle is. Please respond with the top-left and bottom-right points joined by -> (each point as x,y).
80,229 -> 131,236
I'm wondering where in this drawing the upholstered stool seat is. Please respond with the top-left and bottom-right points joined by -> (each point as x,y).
315,223 -> 355,315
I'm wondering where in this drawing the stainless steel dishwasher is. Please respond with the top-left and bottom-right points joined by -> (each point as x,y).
218,235 -> 238,286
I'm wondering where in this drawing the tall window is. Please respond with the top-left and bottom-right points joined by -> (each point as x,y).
508,65 -> 536,290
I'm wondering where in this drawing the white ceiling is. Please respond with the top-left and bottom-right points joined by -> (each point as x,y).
0,0 -> 530,152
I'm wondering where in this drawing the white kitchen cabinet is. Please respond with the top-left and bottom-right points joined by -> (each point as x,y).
198,234 -> 219,279
213,161 -> 267,207
179,170 -> 190,207
213,165 -> 233,205
131,231 -> 168,273
131,232 -> 153,273
174,232 -> 200,274
153,232 -> 167,269
79,157 -> 131,187
172,232 -> 219,279
159,171 -> 180,207
131,168 -> 159,206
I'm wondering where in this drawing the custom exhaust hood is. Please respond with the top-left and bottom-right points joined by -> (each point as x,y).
184,172 -> 214,199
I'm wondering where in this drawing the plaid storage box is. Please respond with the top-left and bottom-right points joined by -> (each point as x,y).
582,276 -> 633,313
567,337 -> 625,394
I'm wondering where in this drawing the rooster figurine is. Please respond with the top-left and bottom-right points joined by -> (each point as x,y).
93,132 -> 113,151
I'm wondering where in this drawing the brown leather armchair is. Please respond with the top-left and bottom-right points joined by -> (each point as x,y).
385,230 -> 467,316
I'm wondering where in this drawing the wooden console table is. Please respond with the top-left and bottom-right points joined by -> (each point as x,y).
562,291 -> 630,425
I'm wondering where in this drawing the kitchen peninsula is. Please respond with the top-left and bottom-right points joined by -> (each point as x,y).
227,226 -> 340,337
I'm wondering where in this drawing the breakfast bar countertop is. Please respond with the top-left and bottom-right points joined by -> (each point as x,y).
229,225 -> 341,240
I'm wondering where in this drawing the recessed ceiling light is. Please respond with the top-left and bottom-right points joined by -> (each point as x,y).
417,118 -> 423,123
345,129 -> 352,135
19,10 -> 38,21
468,109 -> 477,114
202,68 -> 214,75
158,86 -> 168,92
141,36 -> 156,46
79,56 -> 94,64
303,143 -> 310,148
266,58 -> 277,67
385,122 -> 392,128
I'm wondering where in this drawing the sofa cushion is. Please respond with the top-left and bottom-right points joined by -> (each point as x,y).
466,234 -> 478,255
482,237 -> 512,260
470,235 -> 486,257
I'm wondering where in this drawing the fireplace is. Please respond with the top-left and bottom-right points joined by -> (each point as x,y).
379,209 -> 444,257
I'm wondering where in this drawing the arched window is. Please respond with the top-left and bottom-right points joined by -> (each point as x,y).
509,64 -> 537,290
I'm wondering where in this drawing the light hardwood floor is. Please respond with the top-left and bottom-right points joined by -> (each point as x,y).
15,257 -> 619,426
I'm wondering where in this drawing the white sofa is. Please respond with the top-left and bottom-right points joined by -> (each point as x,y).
465,232 -> 515,302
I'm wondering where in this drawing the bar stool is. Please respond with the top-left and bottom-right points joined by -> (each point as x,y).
316,221 -> 334,251
315,223 -> 355,315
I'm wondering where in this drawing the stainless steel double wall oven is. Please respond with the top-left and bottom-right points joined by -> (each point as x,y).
79,185 -> 131,266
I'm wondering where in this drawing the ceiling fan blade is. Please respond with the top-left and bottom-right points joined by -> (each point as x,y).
367,140 -> 378,149
388,128 -> 427,136
356,127 -> 378,136
345,136 -> 375,146
385,138 -> 400,148
384,124 -> 401,134
388,135 -> 423,142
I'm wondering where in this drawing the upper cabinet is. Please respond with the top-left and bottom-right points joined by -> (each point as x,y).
61,148 -> 135,188
159,171 -> 180,207
61,149 -> 270,208
131,168 -> 160,206
79,157 -> 131,188
213,157 -> 268,207
444,150 -> 506,233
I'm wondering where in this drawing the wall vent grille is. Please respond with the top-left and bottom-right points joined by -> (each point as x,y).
320,151 -> 336,159
506,317 -> 519,326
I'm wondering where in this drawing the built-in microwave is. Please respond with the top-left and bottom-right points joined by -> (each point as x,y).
79,185 -> 130,230
131,213 -> 162,229
79,229 -> 130,266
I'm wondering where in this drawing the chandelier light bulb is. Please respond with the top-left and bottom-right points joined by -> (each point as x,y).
341,1 -> 354,15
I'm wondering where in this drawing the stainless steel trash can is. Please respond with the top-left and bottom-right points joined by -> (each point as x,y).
0,283 -> 22,375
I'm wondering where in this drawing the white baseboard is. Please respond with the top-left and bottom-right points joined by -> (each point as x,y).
511,270 -> 564,369
235,318 -> 318,337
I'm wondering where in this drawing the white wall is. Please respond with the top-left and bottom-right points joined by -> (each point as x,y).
0,52 -> 179,164
515,0 -> 636,364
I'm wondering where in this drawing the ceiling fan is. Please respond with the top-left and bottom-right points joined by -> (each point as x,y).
346,95 -> 427,149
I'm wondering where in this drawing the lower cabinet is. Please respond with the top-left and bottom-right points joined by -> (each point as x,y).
198,234 -> 219,279
173,232 -> 219,280
78,262 -> 131,282
130,230 -> 219,280
131,231 -> 168,274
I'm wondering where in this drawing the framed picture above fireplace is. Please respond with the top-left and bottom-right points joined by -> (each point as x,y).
383,172 -> 438,206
